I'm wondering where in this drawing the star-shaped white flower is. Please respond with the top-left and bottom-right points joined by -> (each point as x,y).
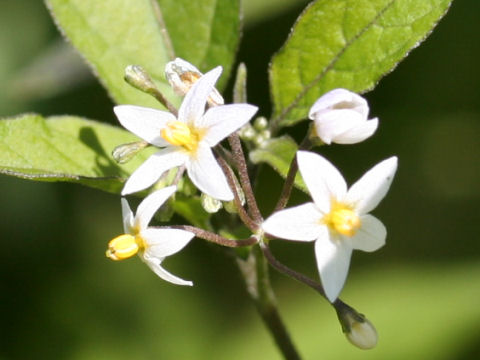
115,66 -> 258,200
262,151 -> 397,301
309,89 -> 378,145
106,186 -> 195,286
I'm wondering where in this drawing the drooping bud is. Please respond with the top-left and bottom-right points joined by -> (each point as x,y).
165,58 -> 224,106
201,193 -> 223,213
112,140 -> 149,164
334,301 -> 378,350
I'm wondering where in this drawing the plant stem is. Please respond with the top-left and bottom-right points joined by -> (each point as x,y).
228,133 -> 263,223
217,156 -> 259,232
274,137 -> 312,211
167,225 -> 257,247
237,245 -> 302,360
261,241 -> 326,299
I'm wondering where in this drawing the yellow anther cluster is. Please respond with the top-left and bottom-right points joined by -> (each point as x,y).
324,203 -> 361,237
106,234 -> 142,261
161,121 -> 198,152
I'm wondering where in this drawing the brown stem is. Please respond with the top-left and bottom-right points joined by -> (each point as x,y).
261,241 -> 326,299
147,88 -> 178,117
273,137 -> 312,212
167,225 -> 257,247
217,157 -> 259,232
228,133 -> 263,223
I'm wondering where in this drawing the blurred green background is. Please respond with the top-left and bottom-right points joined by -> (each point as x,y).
1,0 -> 479,359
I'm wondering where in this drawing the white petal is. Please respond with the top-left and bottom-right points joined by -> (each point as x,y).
121,198 -> 134,233
309,89 -> 369,120
178,67 -> 222,127
114,105 -> 173,147
200,104 -> 258,147
334,118 -> 378,144
315,238 -> 353,302
142,228 -> 195,257
262,203 -> 325,241
141,252 -> 192,286
351,214 -> 386,252
297,151 -> 347,212
313,110 -> 365,144
121,148 -> 188,195
185,144 -> 233,201
345,156 -> 398,214
134,186 -> 177,229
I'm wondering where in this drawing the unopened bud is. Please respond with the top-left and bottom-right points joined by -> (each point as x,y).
124,65 -> 157,93
201,193 -> 223,213
238,124 -> 256,141
253,116 -> 268,131
112,141 -> 149,164
335,301 -> 378,350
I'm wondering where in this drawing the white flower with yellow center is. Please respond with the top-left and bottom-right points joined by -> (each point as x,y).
262,151 -> 397,301
309,89 -> 378,145
115,66 -> 258,200
106,186 -> 195,286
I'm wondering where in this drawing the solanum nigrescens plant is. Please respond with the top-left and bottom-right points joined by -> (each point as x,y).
0,0 -> 453,358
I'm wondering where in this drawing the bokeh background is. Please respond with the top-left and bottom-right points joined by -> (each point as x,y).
1,0 -> 479,359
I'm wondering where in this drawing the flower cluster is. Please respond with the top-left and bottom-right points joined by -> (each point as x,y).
106,58 -> 397,314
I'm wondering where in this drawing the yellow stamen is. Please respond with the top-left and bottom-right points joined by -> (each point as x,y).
106,234 -> 142,261
324,202 -> 361,237
161,121 -> 199,152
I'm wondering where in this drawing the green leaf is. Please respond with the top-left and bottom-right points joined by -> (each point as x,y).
270,0 -> 452,128
45,0 -> 173,108
249,136 -> 307,192
45,0 -> 241,106
171,195 -> 212,230
0,114 -> 153,193
156,0 -> 241,90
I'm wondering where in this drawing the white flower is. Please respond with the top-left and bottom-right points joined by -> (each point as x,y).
165,57 -> 224,106
262,151 -> 397,301
106,186 -> 195,286
309,89 -> 378,145
114,66 -> 258,200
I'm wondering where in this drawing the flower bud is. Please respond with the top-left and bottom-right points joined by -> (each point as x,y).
335,301 -> 378,350
165,58 -> 224,106
124,65 -> 157,93
201,193 -> 223,213
309,88 -> 378,145
112,141 -> 148,164
253,116 -> 268,131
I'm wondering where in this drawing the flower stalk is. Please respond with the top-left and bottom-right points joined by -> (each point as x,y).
237,245 -> 302,360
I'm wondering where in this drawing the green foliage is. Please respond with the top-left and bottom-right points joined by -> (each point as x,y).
45,0 -> 240,107
250,136 -> 307,192
156,0 -> 241,89
0,114 -> 152,193
270,0 -> 453,128
171,195 -> 212,230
